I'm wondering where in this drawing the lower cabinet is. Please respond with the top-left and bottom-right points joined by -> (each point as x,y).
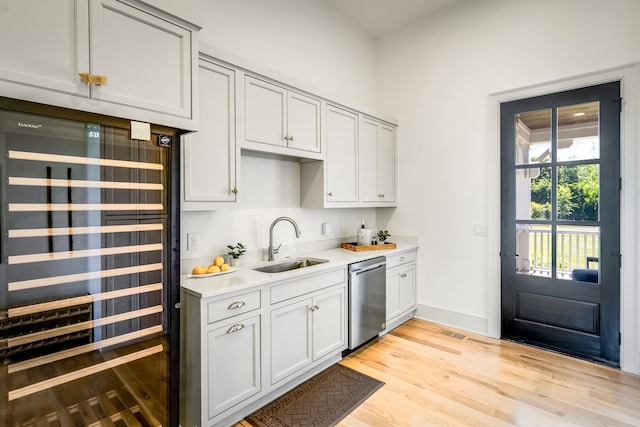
385,250 -> 417,332
206,314 -> 261,417
271,285 -> 345,384
181,267 -> 347,427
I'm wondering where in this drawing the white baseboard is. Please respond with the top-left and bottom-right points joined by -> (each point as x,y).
414,304 -> 488,336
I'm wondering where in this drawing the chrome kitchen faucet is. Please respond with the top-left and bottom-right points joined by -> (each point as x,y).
268,216 -> 301,261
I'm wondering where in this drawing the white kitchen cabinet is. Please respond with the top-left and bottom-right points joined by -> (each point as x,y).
270,268 -> 347,385
325,105 -> 360,204
0,0 -> 198,130
361,117 -> 396,205
270,298 -> 313,384
301,105 -> 397,208
384,250 -> 417,333
271,284 -> 346,384
206,314 -> 261,418
182,59 -> 237,210
181,288 -> 263,427
242,76 -> 321,157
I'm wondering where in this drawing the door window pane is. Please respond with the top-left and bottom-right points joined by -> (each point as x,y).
515,109 -> 551,165
557,102 -> 600,162
557,225 -> 600,283
516,224 -> 551,277
516,166 -> 551,221
556,164 -> 599,221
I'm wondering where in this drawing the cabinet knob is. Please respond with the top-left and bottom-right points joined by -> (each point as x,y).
231,187 -> 238,195
289,135 -> 294,141
226,324 -> 245,334
284,135 -> 294,142
309,305 -> 320,311
401,273 -> 407,278
399,257 -> 405,262
327,192 -> 333,197
378,194 -> 385,198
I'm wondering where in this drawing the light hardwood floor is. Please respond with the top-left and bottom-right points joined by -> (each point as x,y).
239,318 -> 640,426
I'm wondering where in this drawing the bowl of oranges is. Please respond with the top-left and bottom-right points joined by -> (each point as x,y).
189,256 -> 237,278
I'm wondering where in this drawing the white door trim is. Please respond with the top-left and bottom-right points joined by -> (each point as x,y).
487,63 -> 640,374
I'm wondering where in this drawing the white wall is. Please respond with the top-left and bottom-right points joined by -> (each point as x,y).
376,0 -> 640,372
163,0 -> 381,266
149,0 -> 378,108
181,154 -> 377,265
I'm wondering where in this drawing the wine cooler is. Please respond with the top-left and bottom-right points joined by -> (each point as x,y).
0,99 -> 180,426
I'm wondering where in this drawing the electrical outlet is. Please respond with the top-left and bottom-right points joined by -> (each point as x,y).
187,232 -> 199,251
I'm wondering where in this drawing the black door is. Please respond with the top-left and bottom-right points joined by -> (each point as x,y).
500,82 -> 621,366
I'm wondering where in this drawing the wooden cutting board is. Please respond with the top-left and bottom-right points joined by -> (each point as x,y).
340,242 -> 396,251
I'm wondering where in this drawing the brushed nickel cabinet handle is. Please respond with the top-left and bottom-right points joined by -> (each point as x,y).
226,324 -> 245,334
227,301 -> 245,310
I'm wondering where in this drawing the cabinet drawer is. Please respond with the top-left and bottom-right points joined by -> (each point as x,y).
207,290 -> 261,324
386,250 -> 417,269
271,268 -> 346,305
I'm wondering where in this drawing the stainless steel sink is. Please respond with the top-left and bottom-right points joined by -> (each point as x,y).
253,257 -> 329,273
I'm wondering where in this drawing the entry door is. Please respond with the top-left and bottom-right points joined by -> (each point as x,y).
500,82 -> 621,366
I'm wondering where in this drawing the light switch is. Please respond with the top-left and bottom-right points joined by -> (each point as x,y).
473,223 -> 488,237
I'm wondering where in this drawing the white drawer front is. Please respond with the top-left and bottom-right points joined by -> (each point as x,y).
386,250 -> 417,269
208,290 -> 261,324
271,268 -> 346,305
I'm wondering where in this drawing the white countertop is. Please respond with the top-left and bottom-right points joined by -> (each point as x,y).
180,243 -> 418,299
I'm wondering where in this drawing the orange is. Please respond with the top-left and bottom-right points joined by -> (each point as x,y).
207,265 -> 221,274
192,265 -> 206,275
213,256 -> 225,267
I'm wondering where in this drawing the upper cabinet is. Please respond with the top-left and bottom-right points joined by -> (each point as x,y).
301,105 -> 397,208
182,58 -> 237,210
0,0 -> 199,130
325,105 -> 359,205
361,117 -> 396,205
241,76 -> 322,159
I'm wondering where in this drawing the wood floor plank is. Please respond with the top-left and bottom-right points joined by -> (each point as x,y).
236,318 -> 640,426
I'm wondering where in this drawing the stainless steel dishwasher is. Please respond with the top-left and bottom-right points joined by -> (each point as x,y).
347,256 -> 386,351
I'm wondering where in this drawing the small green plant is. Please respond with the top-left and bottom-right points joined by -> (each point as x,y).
377,230 -> 390,243
227,242 -> 246,259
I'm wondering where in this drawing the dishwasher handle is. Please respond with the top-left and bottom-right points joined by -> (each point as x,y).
350,261 -> 386,274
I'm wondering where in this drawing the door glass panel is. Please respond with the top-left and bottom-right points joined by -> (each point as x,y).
556,164 -> 599,221
557,101 -> 600,162
515,109 -> 551,165
557,225 -> 600,283
516,224 -> 551,277
517,166 -> 551,221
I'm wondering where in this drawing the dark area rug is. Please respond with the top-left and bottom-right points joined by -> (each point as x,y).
246,363 -> 384,427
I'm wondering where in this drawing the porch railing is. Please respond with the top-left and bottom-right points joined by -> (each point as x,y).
526,226 -> 599,278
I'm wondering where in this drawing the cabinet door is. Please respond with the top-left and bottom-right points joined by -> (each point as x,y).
0,0 -> 89,97
377,123 -> 396,202
271,299 -> 312,384
325,105 -> 358,203
287,91 -> 321,153
361,118 -> 379,202
183,60 -> 236,207
90,0 -> 193,118
386,268 -> 402,322
207,315 -> 261,419
312,287 -> 346,360
361,118 -> 395,204
244,76 -> 287,147
398,264 -> 417,314
386,264 -> 416,323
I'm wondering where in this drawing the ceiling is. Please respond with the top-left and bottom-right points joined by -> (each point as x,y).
326,0 -> 466,38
